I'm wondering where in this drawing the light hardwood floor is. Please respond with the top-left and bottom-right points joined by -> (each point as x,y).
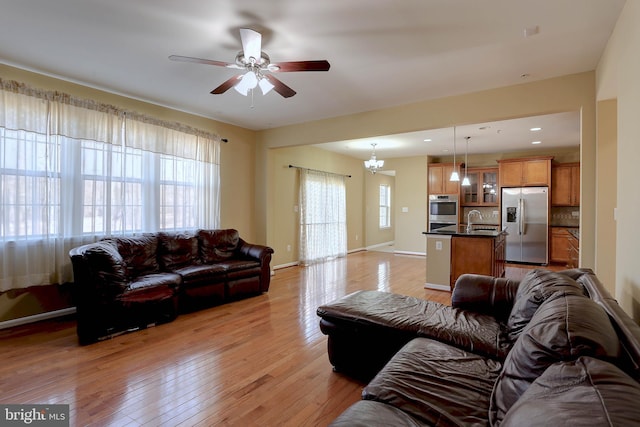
0,251 -> 547,426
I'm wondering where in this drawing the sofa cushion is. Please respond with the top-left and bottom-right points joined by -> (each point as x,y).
83,241 -> 128,294
107,234 -> 160,279
506,269 -> 586,342
363,337 -> 502,426
198,229 -> 240,263
174,264 -> 227,283
329,400 -> 428,427
116,272 -> 181,303
490,293 -> 622,425
217,259 -> 261,273
158,231 -> 199,271
318,290 -> 510,360
502,357 -> 640,427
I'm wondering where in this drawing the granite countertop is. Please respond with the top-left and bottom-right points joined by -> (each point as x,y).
423,225 -> 505,238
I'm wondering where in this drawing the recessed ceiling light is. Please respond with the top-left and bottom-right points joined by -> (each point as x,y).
530,127 -> 542,131
424,138 -> 432,142
531,141 -> 542,145
442,149 -> 449,152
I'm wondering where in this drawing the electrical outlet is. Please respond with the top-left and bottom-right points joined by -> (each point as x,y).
287,245 -> 291,252
355,234 -> 359,241
436,241 -> 442,251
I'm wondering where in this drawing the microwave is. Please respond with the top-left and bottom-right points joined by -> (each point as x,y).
429,194 -> 458,223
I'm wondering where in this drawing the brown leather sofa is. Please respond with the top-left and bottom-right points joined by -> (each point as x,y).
318,269 -> 640,426
69,229 -> 273,344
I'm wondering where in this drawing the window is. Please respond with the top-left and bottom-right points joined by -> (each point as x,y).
379,184 -> 391,229
0,82 -> 221,291
0,128 -> 60,238
298,169 -> 347,265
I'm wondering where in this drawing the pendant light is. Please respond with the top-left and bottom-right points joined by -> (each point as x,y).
449,127 -> 460,181
364,143 -> 384,174
461,136 -> 471,186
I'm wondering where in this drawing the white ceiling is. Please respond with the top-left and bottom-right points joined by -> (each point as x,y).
317,111 -> 581,159
0,0 -> 623,156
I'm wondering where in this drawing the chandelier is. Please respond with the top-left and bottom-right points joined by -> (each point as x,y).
364,143 -> 384,174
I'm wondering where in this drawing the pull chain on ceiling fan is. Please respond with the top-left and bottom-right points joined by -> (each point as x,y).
169,28 -> 330,98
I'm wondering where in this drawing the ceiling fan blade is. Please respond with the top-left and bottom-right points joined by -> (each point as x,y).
239,28 -> 262,61
263,74 -> 296,98
169,55 -> 239,68
210,74 -> 243,94
270,60 -> 331,72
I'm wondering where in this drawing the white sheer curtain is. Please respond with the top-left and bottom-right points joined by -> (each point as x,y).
298,169 -> 347,265
0,80 -> 220,291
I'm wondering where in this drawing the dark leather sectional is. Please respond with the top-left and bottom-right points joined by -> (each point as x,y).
318,268 -> 640,426
69,229 -> 273,344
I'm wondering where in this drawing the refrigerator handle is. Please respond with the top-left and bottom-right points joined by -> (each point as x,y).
520,198 -> 525,235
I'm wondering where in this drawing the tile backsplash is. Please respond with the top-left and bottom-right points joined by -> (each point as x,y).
550,206 -> 580,227
461,206 -> 580,227
461,207 -> 500,225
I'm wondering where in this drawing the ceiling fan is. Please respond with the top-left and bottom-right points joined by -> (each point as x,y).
169,28 -> 330,98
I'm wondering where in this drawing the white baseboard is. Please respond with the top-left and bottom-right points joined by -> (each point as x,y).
0,307 -> 76,330
394,250 -> 426,256
348,247 -> 366,253
273,261 -> 300,270
424,283 -> 451,292
365,241 -> 394,250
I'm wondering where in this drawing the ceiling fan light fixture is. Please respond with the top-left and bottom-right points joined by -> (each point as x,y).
259,77 -> 274,95
233,71 -> 259,96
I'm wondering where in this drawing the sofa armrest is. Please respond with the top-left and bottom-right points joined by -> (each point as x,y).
237,239 -> 274,264
451,274 -> 520,321
237,239 -> 274,293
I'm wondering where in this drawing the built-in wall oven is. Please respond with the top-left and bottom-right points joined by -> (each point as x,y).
429,194 -> 458,232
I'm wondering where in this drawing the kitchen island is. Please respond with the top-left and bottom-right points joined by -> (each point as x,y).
423,226 -> 506,291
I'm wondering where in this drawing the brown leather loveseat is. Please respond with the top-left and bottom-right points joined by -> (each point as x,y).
318,269 -> 640,426
70,229 -> 273,344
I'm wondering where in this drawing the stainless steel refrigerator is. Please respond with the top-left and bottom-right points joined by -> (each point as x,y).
501,187 -> 549,264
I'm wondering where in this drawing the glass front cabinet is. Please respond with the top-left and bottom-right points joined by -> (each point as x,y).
461,168 -> 498,206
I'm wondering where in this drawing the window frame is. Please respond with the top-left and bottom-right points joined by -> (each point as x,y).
379,183 -> 391,229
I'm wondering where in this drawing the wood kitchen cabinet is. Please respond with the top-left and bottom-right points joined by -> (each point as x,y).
550,227 -> 571,264
550,227 -> 579,267
551,163 -> 580,206
568,232 -> 579,268
461,167 -> 498,206
450,233 -> 505,288
498,156 -> 553,187
428,163 -> 460,195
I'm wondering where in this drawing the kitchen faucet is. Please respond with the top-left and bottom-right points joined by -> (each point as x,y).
467,210 -> 483,233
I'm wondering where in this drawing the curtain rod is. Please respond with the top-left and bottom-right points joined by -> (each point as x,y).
288,164 -> 351,178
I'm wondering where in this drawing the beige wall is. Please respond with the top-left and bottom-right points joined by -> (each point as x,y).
258,71 -> 598,272
0,64 -> 258,322
268,145 -> 364,267
595,99 -> 617,295
597,1 -> 640,319
386,157 -> 428,254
